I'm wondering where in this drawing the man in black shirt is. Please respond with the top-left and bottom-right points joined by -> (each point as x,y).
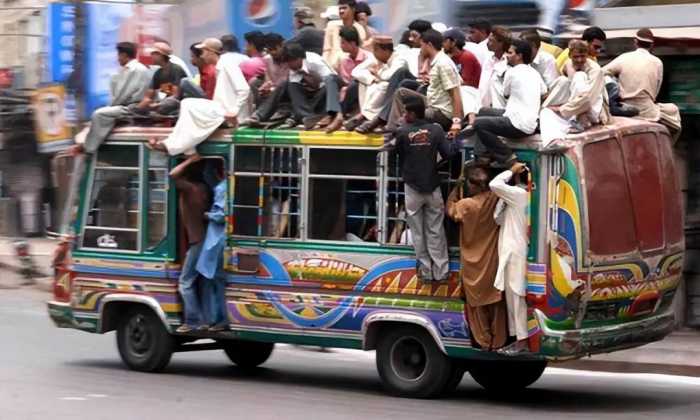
391,96 -> 460,282
135,42 -> 188,115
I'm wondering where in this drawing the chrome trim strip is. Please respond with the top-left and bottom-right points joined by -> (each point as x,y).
534,308 -> 674,338
361,311 -> 447,354
98,294 -> 171,333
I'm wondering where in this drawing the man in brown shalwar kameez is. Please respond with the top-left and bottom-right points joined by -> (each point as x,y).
447,167 -> 507,350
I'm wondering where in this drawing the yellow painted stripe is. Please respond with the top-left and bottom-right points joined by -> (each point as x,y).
298,131 -> 384,146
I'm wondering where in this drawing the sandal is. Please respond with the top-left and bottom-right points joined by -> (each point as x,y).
355,118 -> 383,134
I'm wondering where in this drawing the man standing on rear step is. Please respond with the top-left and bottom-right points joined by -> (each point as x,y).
170,155 -> 210,333
388,97 -> 460,282
490,162 -> 530,355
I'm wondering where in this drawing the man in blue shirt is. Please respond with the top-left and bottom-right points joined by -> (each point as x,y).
196,160 -> 229,331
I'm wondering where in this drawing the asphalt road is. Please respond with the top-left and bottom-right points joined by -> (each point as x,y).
2,288 -> 700,420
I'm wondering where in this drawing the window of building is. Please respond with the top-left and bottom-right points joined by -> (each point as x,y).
81,144 -> 140,251
308,148 -> 379,242
232,146 -> 301,239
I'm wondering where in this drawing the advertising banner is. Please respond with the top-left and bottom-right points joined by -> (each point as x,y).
32,84 -> 72,153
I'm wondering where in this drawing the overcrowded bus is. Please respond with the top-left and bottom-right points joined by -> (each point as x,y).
48,117 -> 684,398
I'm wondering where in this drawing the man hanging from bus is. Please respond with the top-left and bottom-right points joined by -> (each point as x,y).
196,159 -> 230,331
447,167 -> 507,351
169,155 -> 211,333
389,96 -> 460,282
490,162 -> 530,355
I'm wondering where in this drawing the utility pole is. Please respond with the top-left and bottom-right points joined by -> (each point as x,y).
70,0 -> 85,121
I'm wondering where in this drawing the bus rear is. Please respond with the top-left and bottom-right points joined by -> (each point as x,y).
531,119 -> 683,359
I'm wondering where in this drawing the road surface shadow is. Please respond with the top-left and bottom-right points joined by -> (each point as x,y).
65,358 -> 695,414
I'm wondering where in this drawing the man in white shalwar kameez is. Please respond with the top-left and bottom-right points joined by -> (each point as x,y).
150,38 -> 251,157
348,35 -> 408,129
489,162 -> 530,354
539,40 -> 609,147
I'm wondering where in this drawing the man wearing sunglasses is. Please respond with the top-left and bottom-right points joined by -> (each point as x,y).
555,26 -> 606,75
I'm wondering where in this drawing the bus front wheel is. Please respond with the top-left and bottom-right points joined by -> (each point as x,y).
468,360 -> 547,392
376,325 -> 452,398
116,307 -> 174,372
222,340 -> 274,368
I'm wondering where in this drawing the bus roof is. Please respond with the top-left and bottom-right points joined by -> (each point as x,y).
103,117 -> 670,151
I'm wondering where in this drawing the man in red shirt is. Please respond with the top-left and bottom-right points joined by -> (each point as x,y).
189,43 -> 216,99
443,28 -> 481,88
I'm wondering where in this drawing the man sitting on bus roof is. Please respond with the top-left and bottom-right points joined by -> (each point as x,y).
539,40 -> 609,147
148,38 -> 251,157
465,39 -> 546,168
244,42 -> 344,132
347,35 -> 408,131
134,42 -> 189,116
384,29 -> 464,138
447,167 -> 507,350
387,96 -> 460,283
520,29 -> 558,89
354,19 -> 432,134
556,26 -> 606,75
71,42 -> 150,155
337,26 -> 369,122
602,28 -> 681,138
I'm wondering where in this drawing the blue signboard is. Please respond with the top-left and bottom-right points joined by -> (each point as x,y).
48,3 -> 76,83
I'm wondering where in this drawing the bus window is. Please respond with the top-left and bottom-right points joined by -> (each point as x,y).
81,144 -> 140,251
308,148 -> 379,242
146,150 -> 169,250
583,139 -> 637,256
620,133 -> 664,251
232,146 -> 301,239
385,152 -> 462,247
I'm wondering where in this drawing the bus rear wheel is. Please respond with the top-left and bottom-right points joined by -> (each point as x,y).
222,340 -> 274,368
376,325 -> 452,398
116,307 -> 174,372
468,360 -> 547,392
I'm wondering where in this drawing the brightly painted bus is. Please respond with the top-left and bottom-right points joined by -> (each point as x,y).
48,117 -> 684,398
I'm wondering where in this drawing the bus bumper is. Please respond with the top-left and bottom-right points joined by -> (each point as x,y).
534,309 -> 675,360
47,300 -> 77,329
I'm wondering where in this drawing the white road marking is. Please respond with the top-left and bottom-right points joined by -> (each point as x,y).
545,367 -> 700,386
60,397 -> 87,401
86,394 -> 108,398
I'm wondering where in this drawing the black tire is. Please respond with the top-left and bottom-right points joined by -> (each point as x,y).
442,365 -> 466,395
116,307 -> 174,372
468,360 -> 547,392
376,325 -> 452,398
222,340 -> 274,368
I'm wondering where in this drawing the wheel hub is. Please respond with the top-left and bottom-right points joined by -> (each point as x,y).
127,314 -> 152,356
390,336 -> 427,382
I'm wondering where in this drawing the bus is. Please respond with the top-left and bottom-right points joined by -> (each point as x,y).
48,117 -> 684,398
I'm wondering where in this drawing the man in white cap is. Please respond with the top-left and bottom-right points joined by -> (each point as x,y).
603,28 -> 681,136
135,41 -> 188,115
149,37 -> 251,157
